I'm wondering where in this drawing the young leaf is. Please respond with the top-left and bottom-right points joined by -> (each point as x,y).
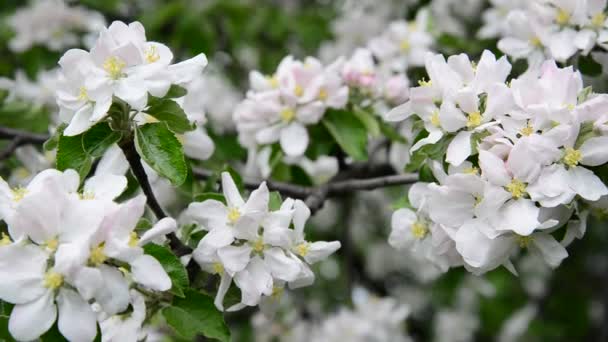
269,191 -> 283,210
193,192 -> 226,204
56,133 -> 92,180
144,98 -> 194,134
143,244 -> 189,298
135,123 -> 188,186
164,84 -> 188,98
162,289 -> 231,342
43,123 -> 66,151
322,109 -> 368,161
82,122 -> 122,158
353,106 -> 380,137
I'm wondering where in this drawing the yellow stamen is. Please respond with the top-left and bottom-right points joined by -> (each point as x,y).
418,78 -> 432,87
563,147 -> 582,167
128,232 -> 139,248
400,40 -> 411,52
464,166 -> 479,175
252,238 -> 265,253
14,167 -> 30,180
410,221 -> 428,239
506,179 -> 527,199
0,233 -> 12,246
268,75 -> 279,88
530,37 -> 542,47
144,45 -> 160,63
271,286 -> 284,299
408,22 -> 417,31
555,8 -> 570,25
212,262 -> 224,275
103,56 -> 126,80
520,121 -> 534,136
592,13 -> 606,28
294,84 -> 304,97
77,86 -> 89,101
43,271 -> 64,289
79,191 -> 95,200
516,235 -> 533,248
89,243 -> 108,266
227,207 -> 241,224
11,187 -> 27,202
430,110 -> 440,127
295,242 -> 309,257
44,238 -> 59,252
474,194 -> 483,207
466,111 -> 482,128
280,108 -> 295,123
318,88 -> 328,101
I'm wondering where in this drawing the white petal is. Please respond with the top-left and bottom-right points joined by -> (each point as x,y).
242,181 -> 269,214
479,150 -> 510,186
531,234 -> 568,268
9,291 -> 56,341
131,254 -> 172,291
280,123 -> 309,156
221,172 -> 245,208
446,130 -> 473,166
0,243 -> 47,304
138,217 -> 177,246
214,273 -> 232,311
495,199 -> 540,236
580,136 -> 608,166
304,241 -> 341,264
64,103 -> 94,136
84,174 -> 128,200
568,167 -> 608,201
95,265 -> 130,315
185,200 -> 228,228
264,248 -> 302,282
217,245 -> 252,275
57,288 -> 97,342
384,101 -> 413,122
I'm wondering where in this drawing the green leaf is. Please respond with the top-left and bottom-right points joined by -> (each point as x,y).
143,244 -> 189,297
43,123 -> 66,151
82,122 -> 122,158
378,121 -> 407,144
163,289 -> 231,341
391,195 -> 413,210
144,98 -> 194,134
322,109 -> 368,161
193,192 -> 226,204
56,133 -> 92,180
135,123 -> 188,186
578,55 -> 602,77
353,106 -> 380,137
269,191 -> 282,210
165,85 -> 188,98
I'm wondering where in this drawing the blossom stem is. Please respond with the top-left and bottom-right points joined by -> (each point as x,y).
119,137 -> 192,257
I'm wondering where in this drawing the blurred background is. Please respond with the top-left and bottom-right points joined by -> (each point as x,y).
1,1 -> 608,341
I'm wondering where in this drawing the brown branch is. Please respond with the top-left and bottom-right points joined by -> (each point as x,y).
119,138 -> 192,257
0,126 -> 49,162
192,166 -> 419,214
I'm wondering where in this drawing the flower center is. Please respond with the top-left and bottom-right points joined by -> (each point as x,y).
418,78 -> 432,87
400,40 -> 411,52
294,84 -> 304,97
144,45 -> 160,63
77,86 -> 89,101
295,242 -> 309,257
89,243 -> 108,266
563,147 -> 582,167
79,191 -> 95,200
129,232 -> 139,248
520,122 -> 534,136
555,8 -> 570,25
271,286 -> 284,299
280,108 -> 295,123
103,56 -> 126,80
268,75 -> 279,88
227,207 -> 241,224
43,271 -> 64,289
44,238 -> 59,252
318,87 -> 328,100
516,235 -> 533,248
430,110 -> 440,127
11,187 -> 27,202
506,179 -> 527,199
529,37 -> 542,47
0,233 -> 12,246
463,166 -> 479,175
592,13 -> 606,28
212,262 -> 224,274
466,111 -> 482,128
410,221 -> 428,239
252,237 -> 265,253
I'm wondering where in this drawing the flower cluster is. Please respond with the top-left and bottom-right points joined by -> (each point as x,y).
481,0 -> 608,65
7,0 -> 106,53
184,172 -> 341,311
386,50 -> 608,274
235,56 -> 348,157
0,169 -> 177,341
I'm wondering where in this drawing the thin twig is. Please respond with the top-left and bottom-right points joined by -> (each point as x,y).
0,137 -> 22,161
0,126 -> 49,144
119,138 -> 192,257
